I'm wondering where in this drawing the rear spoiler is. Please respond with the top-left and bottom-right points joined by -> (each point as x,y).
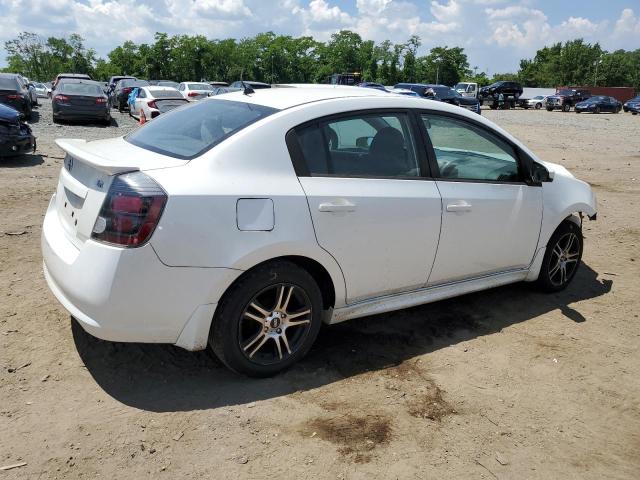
55,139 -> 139,176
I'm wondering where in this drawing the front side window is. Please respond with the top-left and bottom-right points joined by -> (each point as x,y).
422,114 -> 520,182
126,99 -> 278,159
295,112 -> 419,177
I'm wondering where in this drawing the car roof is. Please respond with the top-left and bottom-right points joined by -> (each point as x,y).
57,73 -> 91,78
209,85 -> 407,109
0,73 -> 20,78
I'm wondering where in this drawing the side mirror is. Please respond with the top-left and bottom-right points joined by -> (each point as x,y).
531,162 -> 553,183
356,136 -> 373,148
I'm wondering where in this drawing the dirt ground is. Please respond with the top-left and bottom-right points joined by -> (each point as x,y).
1,101 -> 639,479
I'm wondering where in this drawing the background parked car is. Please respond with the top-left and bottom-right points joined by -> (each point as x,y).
52,79 -> 110,125
21,77 -> 39,107
177,82 -> 214,100
478,81 -> 523,106
0,73 -> 33,119
389,88 -> 420,97
129,86 -> 189,121
575,96 -> 622,114
211,86 -> 241,96
0,102 -> 35,157
209,81 -> 229,87
229,80 -> 271,90
34,82 -> 52,98
521,95 -> 549,109
546,88 -> 591,112
357,82 -> 388,91
149,80 -> 179,89
112,79 -> 150,111
394,83 -> 481,114
623,95 -> 640,113
52,73 -> 92,91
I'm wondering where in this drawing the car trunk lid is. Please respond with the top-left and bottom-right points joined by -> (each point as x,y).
154,99 -> 189,113
53,137 -> 185,248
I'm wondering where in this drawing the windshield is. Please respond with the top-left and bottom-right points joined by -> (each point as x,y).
430,86 -> 454,98
126,99 -> 279,159
157,81 -> 178,88
557,90 -> 575,96
585,96 -> 605,102
532,96 -> 543,100
187,83 -> 214,90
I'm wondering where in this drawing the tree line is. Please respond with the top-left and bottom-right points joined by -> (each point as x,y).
3,31 -> 639,90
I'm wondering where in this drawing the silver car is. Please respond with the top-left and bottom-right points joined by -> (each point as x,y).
523,95 -> 548,109
34,82 -> 51,98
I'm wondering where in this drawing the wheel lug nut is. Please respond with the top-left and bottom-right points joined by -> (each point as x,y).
276,328 -> 282,334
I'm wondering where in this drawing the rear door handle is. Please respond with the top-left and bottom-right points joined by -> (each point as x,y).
318,200 -> 357,213
446,201 -> 472,213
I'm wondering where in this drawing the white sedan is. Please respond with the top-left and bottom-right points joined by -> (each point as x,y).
42,87 -> 596,377
177,82 -> 214,100
129,86 -> 189,122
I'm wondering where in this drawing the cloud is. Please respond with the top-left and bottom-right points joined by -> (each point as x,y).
0,1 -> 638,76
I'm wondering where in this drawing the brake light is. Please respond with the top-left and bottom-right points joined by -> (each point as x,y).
54,94 -> 69,102
6,94 -> 19,100
92,172 -> 167,247
122,87 -> 132,94
147,100 -> 157,109
187,91 -> 199,97
96,97 -> 107,104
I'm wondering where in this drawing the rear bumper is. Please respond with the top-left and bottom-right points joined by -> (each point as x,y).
41,194 -> 241,346
53,104 -> 109,120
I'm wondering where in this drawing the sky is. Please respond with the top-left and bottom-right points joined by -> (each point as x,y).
1,0 -> 639,74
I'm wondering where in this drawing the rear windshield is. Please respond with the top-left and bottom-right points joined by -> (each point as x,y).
157,81 -> 178,88
150,89 -> 182,98
188,83 -> 213,90
126,99 -> 279,159
0,77 -> 19,89
60,83 -> 103,95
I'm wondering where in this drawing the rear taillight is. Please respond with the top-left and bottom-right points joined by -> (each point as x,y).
96,97 -> 107,104
6,94 -> 19,99
147,100 -> 157,109
187,91 -> 199,97
122,87 -> 132,94
54,94 -> 69,102
92,172 -> 167,247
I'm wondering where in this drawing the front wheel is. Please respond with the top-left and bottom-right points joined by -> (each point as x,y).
536,220 -> 583,292
210,261 -> 323,377
546,107 -> 554,112
562,103 -> 571,112
595,106 -> 601,114
535,103 -> 542,109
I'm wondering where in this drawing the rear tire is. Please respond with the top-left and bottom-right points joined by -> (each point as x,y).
536,220 -> 583,292
535,103 -> 542,109
546,107 -> 554,112
209,260 -> 323,377
562,103 -> 571,112
595,106 -> 601,114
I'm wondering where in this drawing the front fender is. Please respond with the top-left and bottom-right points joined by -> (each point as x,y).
539,162 -> 596,248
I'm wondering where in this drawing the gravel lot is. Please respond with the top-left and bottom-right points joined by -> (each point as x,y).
1,98 -> 639,479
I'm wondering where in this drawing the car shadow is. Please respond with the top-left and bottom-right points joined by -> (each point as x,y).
0,154 -> 44,167
27,109 -> 41,124
73,262 -> 612,412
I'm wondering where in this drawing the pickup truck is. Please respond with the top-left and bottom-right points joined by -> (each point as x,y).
546,89 -> 591,112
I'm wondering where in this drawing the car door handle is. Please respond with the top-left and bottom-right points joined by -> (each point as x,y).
318,200 -> 357,212
446,201 -> 472,213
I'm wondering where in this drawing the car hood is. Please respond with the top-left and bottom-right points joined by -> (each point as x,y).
454,96 -> 479,105
0,103 -> 21,123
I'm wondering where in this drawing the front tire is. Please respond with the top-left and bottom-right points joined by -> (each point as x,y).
595,106 -> 601,114
209,260 -> 323,377
562,103 -> 571,112
535,103 -> 542,109
536,220 -> 583,292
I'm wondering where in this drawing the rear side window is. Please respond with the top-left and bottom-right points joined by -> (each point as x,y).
126,99 -> 278,159
294,112 -> 419,177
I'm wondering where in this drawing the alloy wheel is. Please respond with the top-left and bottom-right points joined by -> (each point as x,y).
548,232 -> 580,287
239,283 -> 312,366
